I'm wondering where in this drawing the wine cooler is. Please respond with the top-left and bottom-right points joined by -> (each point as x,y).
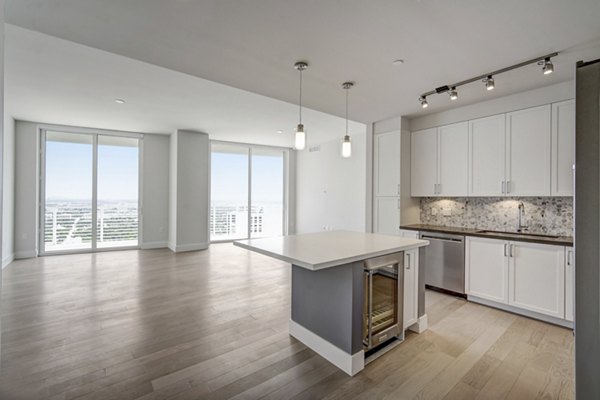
363,252 -> 404,351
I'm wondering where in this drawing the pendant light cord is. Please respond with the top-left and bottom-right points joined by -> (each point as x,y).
299,70 -> 303,124
345,87 -> 349,135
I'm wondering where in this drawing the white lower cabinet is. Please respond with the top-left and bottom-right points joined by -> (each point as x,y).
467,237 -> 571,323
565,247 -> 574,322
508,242 -> 565,319
466,237 -> 509,304
403,249 -> 418,328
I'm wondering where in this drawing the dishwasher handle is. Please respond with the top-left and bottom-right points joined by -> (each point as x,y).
420,234 -> 464,243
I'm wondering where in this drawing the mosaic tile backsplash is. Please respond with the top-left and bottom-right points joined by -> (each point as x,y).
420,197 -> 573,237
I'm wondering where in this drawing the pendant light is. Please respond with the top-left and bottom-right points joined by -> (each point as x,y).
341,81 -> 354,158
294,61 -> 308,150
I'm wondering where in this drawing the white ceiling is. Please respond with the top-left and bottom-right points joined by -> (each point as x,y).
5,25 -> 365,146
6,0 -> 600,123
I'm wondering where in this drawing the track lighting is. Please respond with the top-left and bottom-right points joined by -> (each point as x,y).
484,76 -> 495,91
449,87 -> 458,100
541,58 -> 554,75
418,52 -> 557,109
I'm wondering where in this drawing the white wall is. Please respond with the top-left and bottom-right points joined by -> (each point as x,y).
296,132 -> 367,233
14,121 -> 38,258
410,80 -> 574,131
2,116 -> 15,267
168,129 -> 210,252
141,134 -> 169,249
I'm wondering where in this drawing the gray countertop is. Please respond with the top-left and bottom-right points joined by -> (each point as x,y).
400,224 -> 573,246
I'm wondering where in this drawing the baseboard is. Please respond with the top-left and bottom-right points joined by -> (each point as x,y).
288,319 -> 364,376
141,241 -> 168,250
468,295 -> 573,329
15,250 -> 37,259
2,253 -> 15,269
408,314 -> 428,334
167,242 -> 209,253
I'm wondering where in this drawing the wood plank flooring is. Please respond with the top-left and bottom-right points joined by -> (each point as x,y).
0,244 -> 574,399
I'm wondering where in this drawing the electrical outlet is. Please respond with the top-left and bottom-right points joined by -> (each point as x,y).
431,208 -> 438,216
442,208 -> 452,216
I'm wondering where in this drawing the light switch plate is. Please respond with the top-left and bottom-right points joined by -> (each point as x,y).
431,208 -> 437,216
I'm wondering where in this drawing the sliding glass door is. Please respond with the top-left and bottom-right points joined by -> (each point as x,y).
210,142 -> 286,242
41,130 -> 140,254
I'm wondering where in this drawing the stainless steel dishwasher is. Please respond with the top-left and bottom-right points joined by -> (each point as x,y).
419,232 -> 465,296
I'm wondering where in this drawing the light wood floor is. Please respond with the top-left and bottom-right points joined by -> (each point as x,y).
0,244 -> 574,400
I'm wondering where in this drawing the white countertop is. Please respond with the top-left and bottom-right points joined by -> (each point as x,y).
233,231 -> 429,270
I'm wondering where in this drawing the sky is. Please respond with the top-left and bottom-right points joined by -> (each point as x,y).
45,140 -> 139,202
211,150 -> 283,204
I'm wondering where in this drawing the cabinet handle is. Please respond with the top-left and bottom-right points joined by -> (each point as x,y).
438,183 -> 442,194
406,253 -> 411,270
510,244 -> 515,258
567,250 -> 572,266
501,181 -> 506,194
503,243 -> 508,257
433,183 -> 437,194
397,199 -> 401,209
397,183 -> 401,195
506,180 -> 511,194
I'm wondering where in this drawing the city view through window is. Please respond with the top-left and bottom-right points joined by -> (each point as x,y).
210,144 -> 285,241
43,132 -> 139,252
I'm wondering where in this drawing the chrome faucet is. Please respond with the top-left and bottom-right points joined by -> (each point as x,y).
517,202 -> 528,232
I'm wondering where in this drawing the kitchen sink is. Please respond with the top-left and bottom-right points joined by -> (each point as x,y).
476,230 -> 560,239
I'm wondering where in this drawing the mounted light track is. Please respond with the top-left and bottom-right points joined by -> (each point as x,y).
418,52 -> 558,109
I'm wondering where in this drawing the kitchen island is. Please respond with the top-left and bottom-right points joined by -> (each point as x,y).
234,231 -> 429,375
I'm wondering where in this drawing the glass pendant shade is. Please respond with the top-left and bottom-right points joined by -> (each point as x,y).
342,135 -> 351,158
294,124 -> 306,150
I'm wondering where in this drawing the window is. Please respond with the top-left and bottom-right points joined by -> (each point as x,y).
41,130 -> 140,254
210,142 -> 286,242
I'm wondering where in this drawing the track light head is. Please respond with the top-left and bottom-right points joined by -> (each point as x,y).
419,96 -> 428,108
542,58 -> 554,75
449,87 -> 458,100
484,76 -> 495,91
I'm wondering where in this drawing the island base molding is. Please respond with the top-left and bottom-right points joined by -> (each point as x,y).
289,319 -> 364,376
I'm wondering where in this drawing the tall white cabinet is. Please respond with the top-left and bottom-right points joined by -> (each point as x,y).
373,131 -> 401,235
410,128 -> 437,197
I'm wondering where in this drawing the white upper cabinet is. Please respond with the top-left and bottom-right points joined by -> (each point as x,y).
411,128 -> 438,196
374,131 -> 401,197
438,122 -> 468,196
505,105 -> 552,196
468,115 -> 506,196
551,100 -> 575,196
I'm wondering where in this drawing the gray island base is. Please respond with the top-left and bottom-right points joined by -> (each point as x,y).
234,231 -> 429,376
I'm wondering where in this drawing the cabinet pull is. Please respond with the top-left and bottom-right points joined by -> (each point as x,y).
397,199 -> 401,209
510,244 -> 515,258
438,183 -> 442,194
397,183 -> 401,195
503,243 -> 508,257
433,183 -> 437,194
501,181 -> 506,194
567,250 -> 572,266
506,180 -> 511,194
406,253 -> 411,270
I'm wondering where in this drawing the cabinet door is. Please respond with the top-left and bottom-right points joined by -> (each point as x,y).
506,105 -> 552,196
411,128 -> 438,196
508,242 -> 565,318
374,131 -> 401,197
469,114 -> 506,196
438,122 -> 468,196
551,100 -> 575,196
565,247 -> 574,322
399,229 -> 419,239
466,237 -> 509,303
373,197 -> 400,235
403,249 -> 418,327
